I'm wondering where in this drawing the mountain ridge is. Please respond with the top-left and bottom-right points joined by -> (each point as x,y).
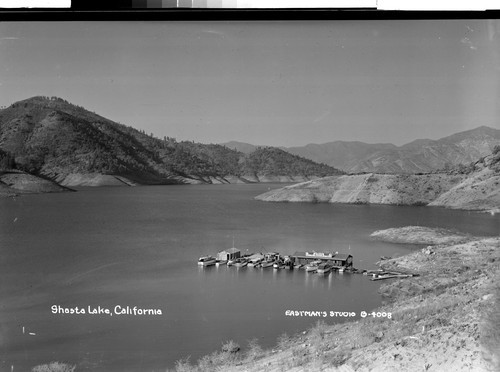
0,96 -> 342,190
223,126 -> 500,174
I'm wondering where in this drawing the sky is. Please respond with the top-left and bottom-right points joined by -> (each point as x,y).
0,20 -> 499,147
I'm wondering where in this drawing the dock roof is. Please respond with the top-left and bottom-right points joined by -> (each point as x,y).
292,251 -> 352,261
334,253 -> 352,260
293,251 -> 334,258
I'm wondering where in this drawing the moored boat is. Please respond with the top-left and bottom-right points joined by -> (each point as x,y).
273,261 -> 284,269
247,253 -> 264,268
215,260 -> 228,267
233,258 -> 248,268
198,256 -> 216,266
316,262 -> 333,275
305,260 -> 322,273
260,260 -> 275,268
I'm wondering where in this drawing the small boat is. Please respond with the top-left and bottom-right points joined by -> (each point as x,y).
294,263 -> 303,269
273,261 -> 284,269
198,256 -> 216,266
316,262 -> 333,275
260,260 -> 275,268
215,260 -> 227,267
338,266 -> 345,273
305,260 -> 322,273
370,274 -> 409,281
226,259 -> 237,266
247,255 -> 264,268
233,258 -> 248,268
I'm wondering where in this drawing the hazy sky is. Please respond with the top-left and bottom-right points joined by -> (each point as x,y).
0,20 -> 499,146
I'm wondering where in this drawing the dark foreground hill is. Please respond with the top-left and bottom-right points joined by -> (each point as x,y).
0,96 -> 342,188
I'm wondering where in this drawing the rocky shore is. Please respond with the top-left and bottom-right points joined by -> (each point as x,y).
0,170 -> 73,196
254,173 -> 463,205
170,226 -> 500,372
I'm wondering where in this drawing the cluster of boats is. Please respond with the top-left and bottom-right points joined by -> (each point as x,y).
198,252 -> 349,274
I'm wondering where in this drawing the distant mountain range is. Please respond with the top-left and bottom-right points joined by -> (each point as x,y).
0,96 -> 342,188
223,126 -> 500,174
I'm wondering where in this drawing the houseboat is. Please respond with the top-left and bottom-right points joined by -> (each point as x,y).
247,253 -> 264,267
217,247 -> 240,262
305,260 -> 322,273
198,256 -> 216,266
316,262 -> 333,275
260,252 -> 278,268
273,261 -> 284,269
292,251 -> 353,269
260,259 -> 275,268
233,258 -> 248,268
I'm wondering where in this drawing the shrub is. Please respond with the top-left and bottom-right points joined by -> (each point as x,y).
277,332 -> 291,351
32,362 -> 75,372
325,348 -> 352,367
481,277 -> 500,371
309,320 -> 327,342
221,339 -> 240,353
173,357 -> 195,372
244,338 -> 263,362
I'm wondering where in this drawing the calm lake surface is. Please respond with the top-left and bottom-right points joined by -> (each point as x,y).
1,184 -> 499,371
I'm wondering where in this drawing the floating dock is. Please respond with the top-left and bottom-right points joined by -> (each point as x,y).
203,249 -> 354,273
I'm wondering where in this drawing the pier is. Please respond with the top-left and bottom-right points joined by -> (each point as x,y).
201,249 -> 355,272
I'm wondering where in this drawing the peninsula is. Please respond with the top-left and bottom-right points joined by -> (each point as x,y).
256,146 -> 500,215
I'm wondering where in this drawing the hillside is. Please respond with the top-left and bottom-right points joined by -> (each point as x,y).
284,126 -> 500,174
240,147 -> 340,180
429,145 -> 500,213
0,97 -> 341,187
256,147 -> 500,214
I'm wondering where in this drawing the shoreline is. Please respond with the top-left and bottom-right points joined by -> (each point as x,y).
168,226 -> 500,372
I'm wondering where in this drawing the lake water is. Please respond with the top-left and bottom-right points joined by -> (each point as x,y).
1,184 -> 499,371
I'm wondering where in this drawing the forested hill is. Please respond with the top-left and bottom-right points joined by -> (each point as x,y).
242,147 -> 338,177
0,96 -> 342,186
